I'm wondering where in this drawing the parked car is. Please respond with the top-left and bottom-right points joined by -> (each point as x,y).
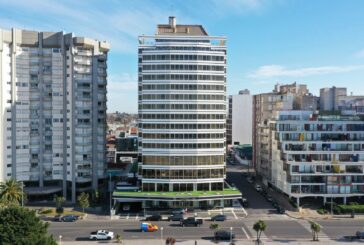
168,213 -> 184,221
140,222 -> 158,232
145,214 -> 162,221
246,177 -> 253,184
180,217 -> 203,227
53,215 -> 62,222
241,198 -> 249,207
356,231 -> 364,239
61,215 -> 79,222
211,214 -> 226,221
89,230 -> 114,240
255,184 -> 262,192
171,208 -> 186,215
214,230 -> 235,240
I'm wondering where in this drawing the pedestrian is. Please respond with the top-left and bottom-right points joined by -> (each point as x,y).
195,240 -> 197,245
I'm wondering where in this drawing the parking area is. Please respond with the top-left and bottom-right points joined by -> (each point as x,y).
118,207 -> 247,221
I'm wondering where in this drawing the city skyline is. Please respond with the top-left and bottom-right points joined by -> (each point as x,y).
1,0 -> 364,113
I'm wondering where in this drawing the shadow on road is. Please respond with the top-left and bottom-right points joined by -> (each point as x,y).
75,237 -> 91,241
123,229 -> 142,232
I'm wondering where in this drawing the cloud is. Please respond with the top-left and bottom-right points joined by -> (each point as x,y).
355,49 -> 364,58
248,64 -> 364,78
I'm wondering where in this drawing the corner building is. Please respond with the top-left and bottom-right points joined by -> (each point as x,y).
132,17 -> 240,209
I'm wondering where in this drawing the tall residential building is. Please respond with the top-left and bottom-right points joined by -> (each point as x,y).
0,28 -> 109,202
267,110 -> 364,205
113,17 -> 240,209
253,82 -> 318,183
227,89 -> 253,146
320,86 -> 347,111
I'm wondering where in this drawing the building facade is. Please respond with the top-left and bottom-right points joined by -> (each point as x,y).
113,17 -> 240,209
268,110 -> 364,205
0,28 -> 109,202
227,89 -> 253,146
320,86 -> 347,111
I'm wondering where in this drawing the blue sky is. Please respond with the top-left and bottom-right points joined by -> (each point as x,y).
1,0 -> 364,113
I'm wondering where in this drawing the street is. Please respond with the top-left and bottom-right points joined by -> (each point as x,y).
48,164 -> 364,242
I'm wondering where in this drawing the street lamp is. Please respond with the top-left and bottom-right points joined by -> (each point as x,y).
59,235 -> 62,245
230,227 -> 233,242
109,173 -> 112,218
160,227 -> 164,240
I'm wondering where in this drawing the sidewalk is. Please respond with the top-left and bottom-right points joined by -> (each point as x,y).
59,239 -> 363,245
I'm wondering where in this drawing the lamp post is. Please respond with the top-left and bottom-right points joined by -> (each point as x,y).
230,227 -> 233,242
59,235 -> 62,245
160,227 -> 164,240
109,173 -> 112,218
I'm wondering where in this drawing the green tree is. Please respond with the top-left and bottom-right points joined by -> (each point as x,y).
0,179 -> 23,206
210,223 -> 219,240
116,233 -> 123,244
77,192 -> 90,213
0,206 -> 57,245
309,221 -> 321,241
253,220 -> 267,245
54,195 -> 65,215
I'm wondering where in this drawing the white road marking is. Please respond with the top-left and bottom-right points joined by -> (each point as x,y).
241,227 -> 250,239
242,207 -> 248,216
232,210 -> 238,220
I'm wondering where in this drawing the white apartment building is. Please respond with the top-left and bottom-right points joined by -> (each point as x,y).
113,17 -> 240,209
0,29 -> 109,202
227,89 -> 253,146
267,110 -> 364,205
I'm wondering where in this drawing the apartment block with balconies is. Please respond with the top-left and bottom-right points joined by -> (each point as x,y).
0,28 -> 109,202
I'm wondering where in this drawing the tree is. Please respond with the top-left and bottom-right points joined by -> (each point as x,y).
77,192 -> 89,213
0,206 -> 57,245
309,221 -> 321,241
253,220 -> 267,245
165,237 -> 176,245
54,195 -> 65,215
209,223 -> 219,240
0,179 -> 23,206
115,234 -> 123,244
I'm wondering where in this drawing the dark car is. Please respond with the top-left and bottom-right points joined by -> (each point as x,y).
356,231 -> 364,239
211,214 -> 226,222
241,198 -> 249,207
180,217 -> 203,227
168,213 -> 184,221
276,207 -> 285,214
145,214 -> 162,221
171,208 -> 186,215
61,215 -> 78,222
214,230 -> 235,240
53,215 -> 62,222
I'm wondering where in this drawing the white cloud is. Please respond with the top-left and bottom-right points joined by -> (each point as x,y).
355,49 -> 364,58
248,64 -> 364,78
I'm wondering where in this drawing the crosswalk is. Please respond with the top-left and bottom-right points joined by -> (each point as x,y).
243,220 -> 268,241
297,219 -> 330,240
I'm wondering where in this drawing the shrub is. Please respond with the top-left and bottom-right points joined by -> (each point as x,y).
317,208 -> 328,215
338,204 -> 364,214
39,209 -> 53,215
348,202 -> 359,206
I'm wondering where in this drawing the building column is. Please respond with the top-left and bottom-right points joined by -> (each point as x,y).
343,196 -> 347,205
323,196 -> 327,205
296,197 -> 300,207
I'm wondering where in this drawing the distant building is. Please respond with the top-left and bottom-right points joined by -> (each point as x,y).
320,86 -> 347,111
227,89 -> 253,145
0,28 -> 109,202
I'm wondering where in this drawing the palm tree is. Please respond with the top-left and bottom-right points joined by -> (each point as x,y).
0,179 -> 23,206
253,220 -> 267,245
54,195 -> 66,215
77,192 -> 89,213
209,223 -> 219,240
309,221 -> 321,241
115,234 -> 123,244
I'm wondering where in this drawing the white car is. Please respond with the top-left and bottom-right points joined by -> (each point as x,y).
255,184 -> 262,192
89,230 -> 114,240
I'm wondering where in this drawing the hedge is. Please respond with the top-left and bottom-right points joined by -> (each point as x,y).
338,204 -> 364,214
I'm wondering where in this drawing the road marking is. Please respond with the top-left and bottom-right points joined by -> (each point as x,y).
232,210 -> 238,220
241,227 -> 250,239
126,214 -> 129,220
242,207 -> 248,216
